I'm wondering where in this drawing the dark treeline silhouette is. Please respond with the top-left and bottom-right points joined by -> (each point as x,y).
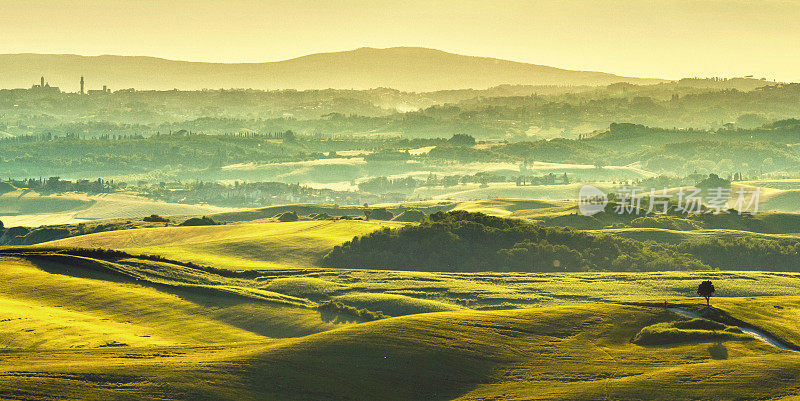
323,211 -> 707,272
323,211 -> 800,272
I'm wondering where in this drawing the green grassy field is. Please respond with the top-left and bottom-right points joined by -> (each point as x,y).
706,297 -> 800,348
7,210 -> 800,400
4,253 -> 800,401
593,227 -> 800,244
45,220 -> 402,270
44,218 -> 800,311
413,182 -> 606,202
0,190 -> 232,226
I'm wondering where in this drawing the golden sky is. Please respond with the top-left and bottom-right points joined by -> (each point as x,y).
2,0 -> 799,81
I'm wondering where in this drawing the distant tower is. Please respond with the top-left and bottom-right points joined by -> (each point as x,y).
80,76 -> 85,94
40,76 -> 45,87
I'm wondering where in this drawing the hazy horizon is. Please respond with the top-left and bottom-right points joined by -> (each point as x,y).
0,46 -> 781,83
2,0 -> 800,82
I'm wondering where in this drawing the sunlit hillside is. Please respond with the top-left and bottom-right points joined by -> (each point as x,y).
0,190 -> 232,226
4,1 -> 800,398
46,220 -> 401,270
5,249 -> 800,401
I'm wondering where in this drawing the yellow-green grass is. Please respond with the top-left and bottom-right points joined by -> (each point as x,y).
0,343 -> 275,400
452,198 -> 571,217
591,227 -> 800,245
5,251 -> 800,400
0,255 -> 347,350
730,182 -> 800,213
208,200 -> 457,223
706,296 -> 800,349
28,241 -> 800,313
759,190 -> 800,213
29,233 -> 800,313
739,179 -> 800,191
331,292 -> 463,316
8,302 -> 797,400
208,198 -> 565,223
284,269 -> 800,313
0,190 -> 93,215
0,191 -> 232,227
260,277 -> 347,298
243,303 -> 797,400
44,220 -> 402,270
0,256 -> 260,349
414,182 -> 606,202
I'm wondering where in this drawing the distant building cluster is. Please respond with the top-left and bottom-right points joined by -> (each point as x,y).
87,84 -> 111,95
31,76 -> 111,94
31,76 -> 59,93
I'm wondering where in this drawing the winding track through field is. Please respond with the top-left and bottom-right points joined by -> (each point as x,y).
668,307 -> 799,353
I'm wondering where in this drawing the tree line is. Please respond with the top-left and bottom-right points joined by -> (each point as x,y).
322,211 -> 800,273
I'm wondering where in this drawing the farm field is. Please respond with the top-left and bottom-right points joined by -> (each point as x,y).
0,190 -> 233,227
219,159 -> 656,189
4,5 -> 800,398
45,220 -> 403,270
0,189 -> 798,401
414,182 -> 611,202
9,199 -> 800,400
2,249 -> 800,400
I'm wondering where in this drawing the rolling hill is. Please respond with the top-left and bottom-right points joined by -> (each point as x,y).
0,47 -> 665,92
0,190 -> 233,227
4,246 -> 800,399
45,220 -> 402,270
4,257 -> 800,401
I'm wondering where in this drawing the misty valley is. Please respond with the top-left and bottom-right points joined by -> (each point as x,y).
3,5 -> 800,399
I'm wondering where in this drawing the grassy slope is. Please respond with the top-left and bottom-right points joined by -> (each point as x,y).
14,207 -> 800,399
10,305 -> 800,400
0,191 -> 232,226
5,249 -> 800,399
0,252 -> 353,399
45,220 -> 401,270
246,303 -> 800,401
8,301 -> 800,400
413,182 -> 596,202
710,297 -> 800,348
209,201 -> 457,223
0,256 -> 263,349
452,198 -> 571,217
36,215 -> 800,313
0,255 -> 348,349
593,227 -> 800,245
36,214 -> 800,316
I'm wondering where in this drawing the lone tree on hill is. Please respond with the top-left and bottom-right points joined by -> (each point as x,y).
697,280 -> 715,306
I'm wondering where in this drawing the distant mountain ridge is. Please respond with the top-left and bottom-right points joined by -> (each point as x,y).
0,47 -> 666,92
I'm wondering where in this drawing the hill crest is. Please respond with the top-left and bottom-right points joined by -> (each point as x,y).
0,47 -> 666,92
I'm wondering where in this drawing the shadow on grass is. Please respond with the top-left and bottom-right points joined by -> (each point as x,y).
20,253 -> 335,339
708,342 -> 728,360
